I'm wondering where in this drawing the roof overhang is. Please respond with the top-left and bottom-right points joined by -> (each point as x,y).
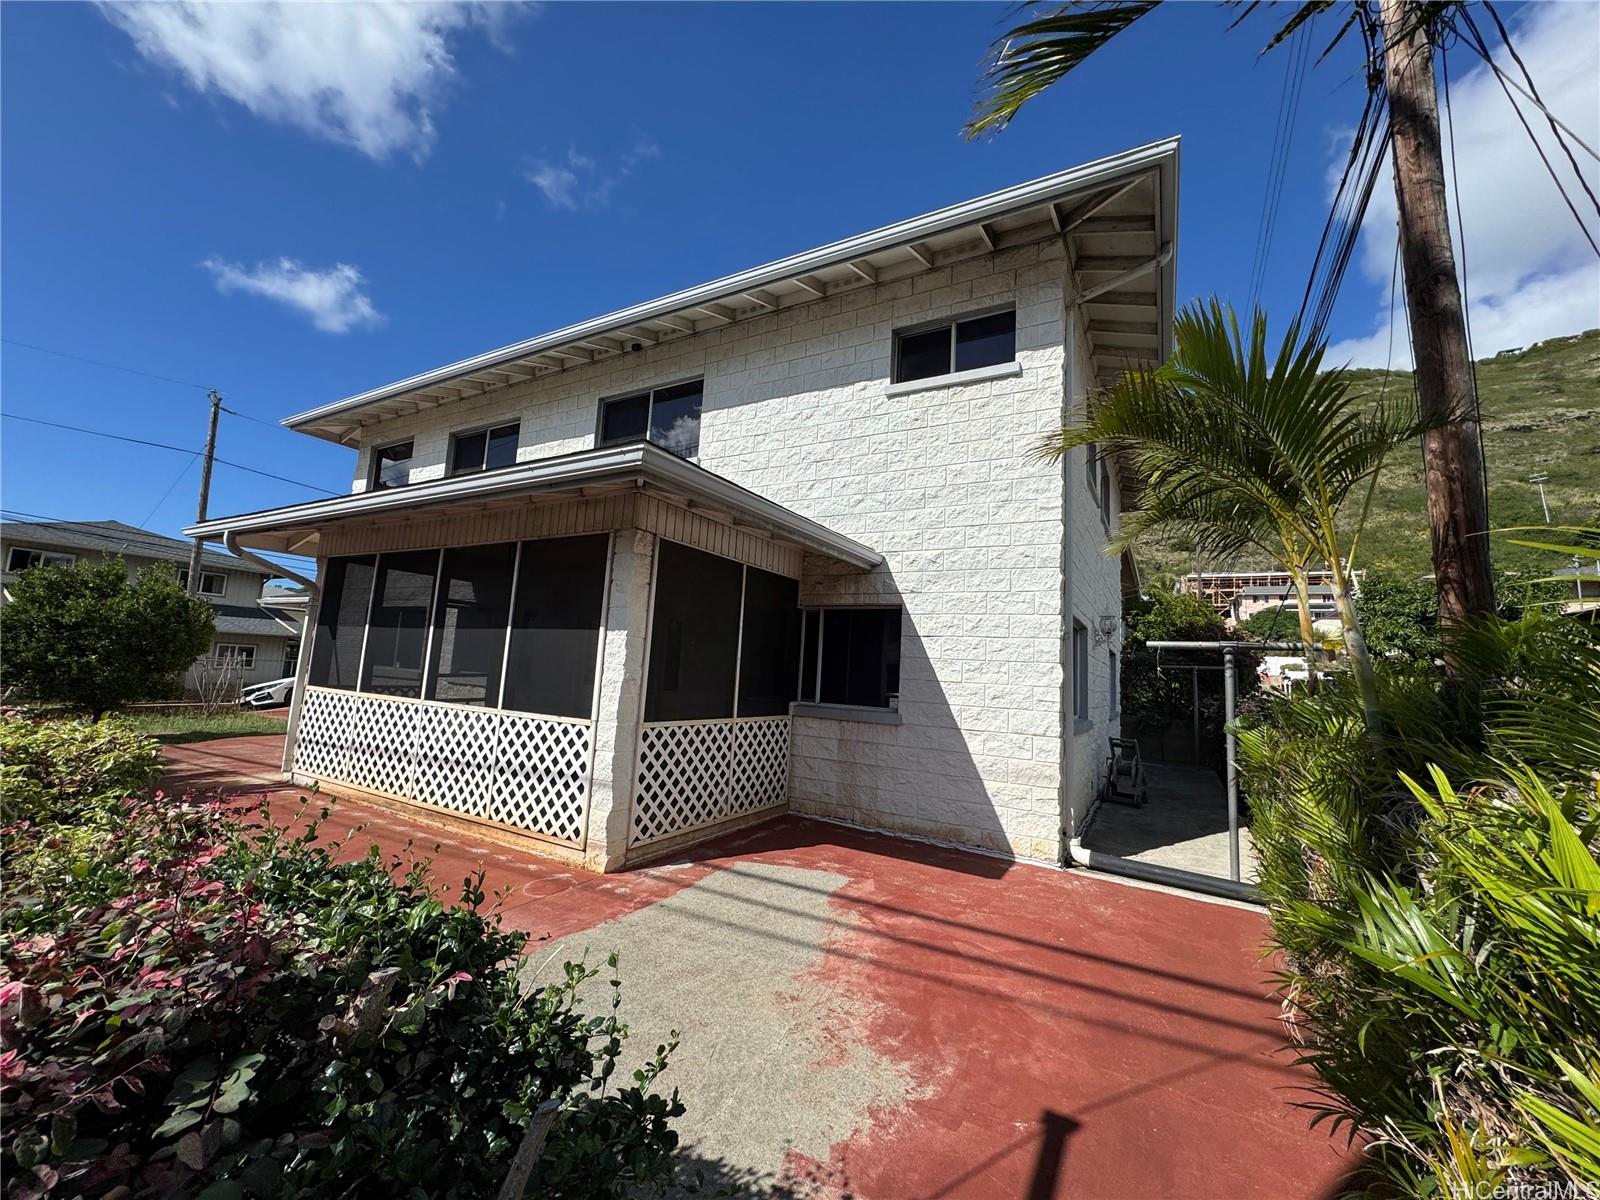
186,442 -> 882,571
286,138 -> 1181,444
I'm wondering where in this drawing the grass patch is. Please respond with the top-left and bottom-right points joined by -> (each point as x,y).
121,707 -> 288,745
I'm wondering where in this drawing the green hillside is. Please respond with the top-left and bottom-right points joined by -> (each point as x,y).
1133,328 -> 1600,584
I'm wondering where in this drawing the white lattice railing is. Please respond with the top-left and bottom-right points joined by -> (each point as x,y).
293,686 -> 593,848
631,715 -> 790,846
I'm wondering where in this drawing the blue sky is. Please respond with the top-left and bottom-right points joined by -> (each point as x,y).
3,1 -> 1595,576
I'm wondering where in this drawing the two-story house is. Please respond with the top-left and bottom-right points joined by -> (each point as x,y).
0,518 -> 303,692
189,140 -> 1178,873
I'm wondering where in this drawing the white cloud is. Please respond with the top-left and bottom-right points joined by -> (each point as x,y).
1327,1 -> 1599,368
203,258 -> 383,334
100,2 -> 522,160
524,138 -> 661,210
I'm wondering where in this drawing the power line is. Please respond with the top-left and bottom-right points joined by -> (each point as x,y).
137,453 -> 201,530
1248,19 -> 1312,315
2,337 -> 210,390
0,507 -> 316,571
1,412 -> 340,496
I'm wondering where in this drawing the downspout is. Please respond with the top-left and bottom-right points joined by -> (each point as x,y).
222,530 -> 321,775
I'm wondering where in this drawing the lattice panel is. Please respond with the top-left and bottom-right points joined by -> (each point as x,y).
411,703 -> 500,817
294,687 -> 358,778
488,715 -> 592,845
632,717 -> 789,845
732,718 -> 791,814
345,695 -> 420,799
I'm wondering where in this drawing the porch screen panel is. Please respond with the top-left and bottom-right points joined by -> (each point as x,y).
360,550 -> 438,698
736,567 -> 800,717
426,542 -> 516,706
503,534 -> 609,718
644,540 -> 742,722
308,555 -> 375,690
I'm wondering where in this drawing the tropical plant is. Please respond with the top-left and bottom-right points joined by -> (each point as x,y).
0,558 -> 214,716
1037,300 -> 1430,729
0,712 -> 164,826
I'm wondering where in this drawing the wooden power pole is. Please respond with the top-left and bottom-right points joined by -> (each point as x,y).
1379,0 -> 1496,625
186,390 -> 222,595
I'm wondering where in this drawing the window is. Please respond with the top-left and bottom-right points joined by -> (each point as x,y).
6,548 -> 75,572
598,380 -> 702,459
448,423 -> 519,476
215,643 -> 256,670
504,534 -> 610,718
1073,620 -> 1090,722
308,556 -> 376,691
644,541 -> 743,721
370,440 -> 414,490
426,543 -> 516,706
737,567 -> 801,717
1099,456 -> 1114,527
178,569 -> 227,596
892,309 -> 1016,384
360,550 -> 439,698
282,641 -> 299,677
1108,649 -> 1119,716
797,607 -> 902,710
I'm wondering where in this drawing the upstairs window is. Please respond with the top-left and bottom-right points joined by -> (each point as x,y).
179,569 -> 227,596
796,607 -> 902,711
370,440 -> 414,490
449,422 -> 519,477
893,309 -> 1016,384
599,380 -> 702,459
6,548 -> 75,572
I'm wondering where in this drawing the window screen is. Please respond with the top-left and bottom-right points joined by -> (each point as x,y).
1073,620 -> 1090,721
894,327 -> 952,384
450,423 -> 519,475
1109,649 -> 1119,715
371,441 -> 413,490
737,567 -> 800,717
360,550 -> 438,698
308,555 -> 375,690
644,540 -> 742,721
426,542 -> 516,706
798,609 -> 821,702
953,310 -> 1016,372
503,534 -> 609,718
600,393 -> 649,443
817,608 -> 901,709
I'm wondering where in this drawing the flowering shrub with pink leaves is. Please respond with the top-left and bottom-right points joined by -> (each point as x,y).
1,763 -> 681,1199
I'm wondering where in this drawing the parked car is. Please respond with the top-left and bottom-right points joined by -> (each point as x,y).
239,676 -> 294,709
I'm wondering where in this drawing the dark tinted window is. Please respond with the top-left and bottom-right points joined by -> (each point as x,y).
485,423 -> 519,469
503,534 -> 609,718
798,609 -> 820,702
371,441 -> 413,490
649,381 -> 702,459
895,327 -> 951,383
600,393 -> 649,444
360,550 -> 438,698
818,608 -> 901,708
644,540 -> 742,721
449,423 -> 519,475
954,310 -> 1016,372
737,567 -> 800,717
308,555 -> 375,690
426,542 -> 516,706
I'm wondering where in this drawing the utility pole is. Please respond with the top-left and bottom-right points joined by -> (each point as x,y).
1379,0 -> 1496,627
186,390 -> 222,595
1529,472 -> 1551,524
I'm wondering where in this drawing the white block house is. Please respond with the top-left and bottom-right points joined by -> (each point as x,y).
190,140 -> 1178,872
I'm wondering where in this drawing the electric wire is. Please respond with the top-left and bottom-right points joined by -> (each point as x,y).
1247,20 -> 1312,315
1481,1 -> 1600,199
136,453 -> 202,530
1,337 -> 210,391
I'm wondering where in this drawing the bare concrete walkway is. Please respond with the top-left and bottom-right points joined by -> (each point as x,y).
164,736 -> 1351,1199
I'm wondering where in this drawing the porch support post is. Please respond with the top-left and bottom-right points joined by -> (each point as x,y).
280,576 -> 322,775
583,529 -> 656,872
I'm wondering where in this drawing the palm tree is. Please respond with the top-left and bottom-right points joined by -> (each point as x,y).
970,0 -> 1508,630
1038,300 -> 1431,729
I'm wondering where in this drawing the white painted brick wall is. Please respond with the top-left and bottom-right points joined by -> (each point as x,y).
347,239 -> 1119,864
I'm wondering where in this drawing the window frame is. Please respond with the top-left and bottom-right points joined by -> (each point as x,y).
446,421 -> 520,478
891,305 -> 1016,385
369,438 -> 415,491
1108,648 -> 1119,717
795,604 -> 902,713
215,642 -> 257,670
1072,619 -> 1090,724
595,377 -> 705,459
6,547 -> 76,572
179,569 -> 227,596
282,640 -> 300,677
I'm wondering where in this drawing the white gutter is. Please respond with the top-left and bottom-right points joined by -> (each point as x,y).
224,530 -> 320,597
284,138 -> 1181,432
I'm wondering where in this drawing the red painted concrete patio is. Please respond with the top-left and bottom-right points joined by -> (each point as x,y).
164,736 -> 1353,1199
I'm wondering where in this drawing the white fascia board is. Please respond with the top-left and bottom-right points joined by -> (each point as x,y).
186,444 -> 882,571
284,138 -> 1181,435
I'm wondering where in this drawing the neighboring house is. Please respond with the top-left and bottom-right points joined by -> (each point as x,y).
1556,559 -> 1600,620
1178,568 -> 1346,627
0,518 -> 303,691
189,141 -> 1178,873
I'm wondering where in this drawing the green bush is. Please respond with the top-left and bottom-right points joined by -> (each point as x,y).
1238,612 -> 1600,1195
1,760 -> 682,1197
0,712 -> 164,825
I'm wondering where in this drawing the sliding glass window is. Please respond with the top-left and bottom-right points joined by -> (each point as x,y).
360,550 -> 439,698
426,543 -> 516,706
308,555 -> 375,690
